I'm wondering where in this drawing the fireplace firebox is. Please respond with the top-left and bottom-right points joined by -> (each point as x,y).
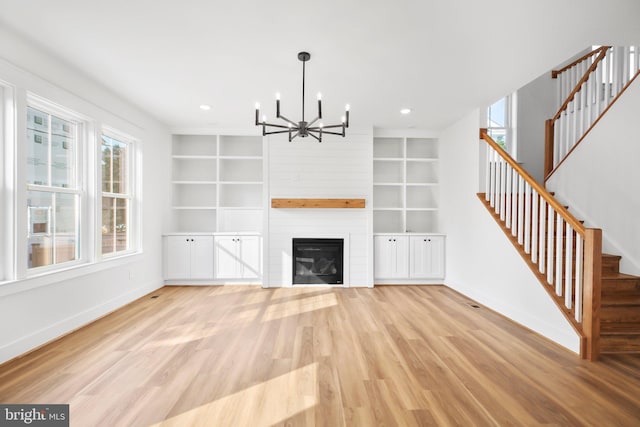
292,238 -> 344,285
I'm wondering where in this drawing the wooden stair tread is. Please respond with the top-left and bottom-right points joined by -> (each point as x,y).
602,272 -> 640,280
602,253 -> 622,260
601,296 -> 640,306
601,324 -> 640,334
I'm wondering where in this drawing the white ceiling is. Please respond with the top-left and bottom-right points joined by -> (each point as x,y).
0,0 -> 639,132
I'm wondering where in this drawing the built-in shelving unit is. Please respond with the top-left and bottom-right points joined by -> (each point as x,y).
171,134 -> 263,233
373,137 -> 439,233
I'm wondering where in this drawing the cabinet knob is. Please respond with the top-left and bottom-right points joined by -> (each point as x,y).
388,239 -> 392,242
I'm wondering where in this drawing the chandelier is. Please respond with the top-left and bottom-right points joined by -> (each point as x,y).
254,51 -> 349,142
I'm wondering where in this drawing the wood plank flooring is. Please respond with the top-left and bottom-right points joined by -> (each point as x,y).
1,285 -> 640,426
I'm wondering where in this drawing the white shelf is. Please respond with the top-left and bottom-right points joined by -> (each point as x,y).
172,181 -> 217,185
172,206 -> 217,210
407,138 -> 438,159
373,136 -> 440,233
172,155 -> 217,159
373,137 -> 404,158
173,135 -> 217,156
171,134 -> 264,233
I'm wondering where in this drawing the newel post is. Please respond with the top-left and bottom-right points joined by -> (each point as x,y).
544,119 -> 555,179
582,228 -> 602,361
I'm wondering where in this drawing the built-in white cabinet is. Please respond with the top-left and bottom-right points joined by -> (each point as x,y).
374,235 -> 409,278
373,137 -> 439,233
214,234 -> 261,280
374,233 -> 445,282
409,235 -> 445,279
172,134 -> 263,233
165,235 -> 214,280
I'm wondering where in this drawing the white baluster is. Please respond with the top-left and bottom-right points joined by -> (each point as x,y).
512,170 -> 518,237
555,215 -> 563,296
496,154 -> 505,220
575,234 -> 583,322
489,148 -> 496,208
596,56 -> 603,116
531,191 -> 539,263
604,48 -> 612,105
547,205 -> 554,285
623,46 -> 630,87
485,144 -> 490,200
565,226 -> 574,309
539,199 -> 546,274
571,97 -> 578,152
524,182 -> 531,254
506,163 -> 513,228
554,116 -> 561,167
518,177 -> 525,245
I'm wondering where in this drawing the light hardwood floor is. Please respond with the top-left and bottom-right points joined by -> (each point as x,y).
1,285 -> 640,426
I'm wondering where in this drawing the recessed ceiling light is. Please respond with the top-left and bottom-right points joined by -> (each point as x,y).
400,108 -> 412,115
199,104 -> 211,111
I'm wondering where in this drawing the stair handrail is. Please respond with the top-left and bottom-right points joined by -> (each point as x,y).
545,46 -> 640,179
480,130 -> 601,360
551,46 -> 609,79
552,46 -> 610,122
481,131 -> 584,233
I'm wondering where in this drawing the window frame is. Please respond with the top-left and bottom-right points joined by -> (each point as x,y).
487,93 -> 517,158
24,95 -> 87,274
100,127 -> 137,258
0,82 -> 15,282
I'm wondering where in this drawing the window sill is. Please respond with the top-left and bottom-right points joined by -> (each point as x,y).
0,251 -> 144,298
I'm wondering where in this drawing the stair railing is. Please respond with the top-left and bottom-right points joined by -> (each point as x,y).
480,130 -> 602,360
545,46 -> 640,179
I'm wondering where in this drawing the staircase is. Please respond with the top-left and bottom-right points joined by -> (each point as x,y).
477,45 -> 640,361
600,254 -> 640,353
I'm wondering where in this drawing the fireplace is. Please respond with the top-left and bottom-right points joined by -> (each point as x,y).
292,238 -> 344,285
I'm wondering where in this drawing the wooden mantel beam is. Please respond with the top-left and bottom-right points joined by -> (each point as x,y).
271,198 -> 366,209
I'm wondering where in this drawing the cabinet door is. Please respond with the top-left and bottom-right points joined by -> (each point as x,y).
393,236 -> 410,278
165,236 -> 192,279
190,236 -> 214,279
410,235 -> 445,278
239,236 -> 261,279
214,236 -> 240,279
374,236 -> 395,278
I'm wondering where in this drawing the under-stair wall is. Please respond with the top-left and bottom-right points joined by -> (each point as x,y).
439,109 -> 581,353
546,76 -> 640,277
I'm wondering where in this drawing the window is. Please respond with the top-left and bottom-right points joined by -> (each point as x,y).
26,105 -> 81,269
101,132 -> 133,255
487,93 -> 516,156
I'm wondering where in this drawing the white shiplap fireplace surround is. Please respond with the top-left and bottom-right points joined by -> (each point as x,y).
266,132 -> 373,287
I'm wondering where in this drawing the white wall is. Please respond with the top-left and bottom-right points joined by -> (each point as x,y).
440,109 -> 580,353
0,27 -> 171,364
266,132 -> 373,287
546,78 -> 640,276
516,72 -> 557,183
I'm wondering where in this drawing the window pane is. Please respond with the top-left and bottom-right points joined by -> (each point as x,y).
55,193 -> 78,263
27,191 -> 53,268
115,198 -> 128,251
101,137 -> 112,193
112,140 -> 127,194
27,191 -> 79,268
26,107 -> 49,186
102,196 -> 115,254
51,115 -> 76,189
26,107 -> 77,188
488,98 -> 506,128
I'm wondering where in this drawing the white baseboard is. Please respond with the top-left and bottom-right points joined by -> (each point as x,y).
0,278 -> 163,365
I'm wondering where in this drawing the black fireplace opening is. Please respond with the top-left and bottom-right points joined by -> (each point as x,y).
293,238 -> 344,285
